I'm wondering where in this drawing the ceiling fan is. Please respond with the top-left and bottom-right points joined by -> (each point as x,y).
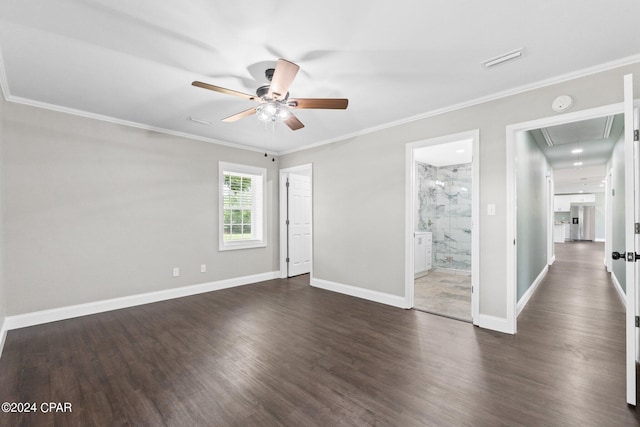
192,58 -> 348,131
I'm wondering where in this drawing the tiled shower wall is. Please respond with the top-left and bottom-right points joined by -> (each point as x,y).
416,161 -> 472,271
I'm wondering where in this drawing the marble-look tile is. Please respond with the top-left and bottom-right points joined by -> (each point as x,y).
416,161 -> 472,271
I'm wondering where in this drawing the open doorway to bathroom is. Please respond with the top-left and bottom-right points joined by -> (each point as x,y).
409,133 -> 478,323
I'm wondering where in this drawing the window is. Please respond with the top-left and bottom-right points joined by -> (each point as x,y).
219,162 -> 266,250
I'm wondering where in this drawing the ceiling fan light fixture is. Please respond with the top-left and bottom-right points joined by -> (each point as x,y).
256,101 -> 290,122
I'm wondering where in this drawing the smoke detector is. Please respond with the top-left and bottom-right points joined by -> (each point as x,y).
552,95 -> 573,112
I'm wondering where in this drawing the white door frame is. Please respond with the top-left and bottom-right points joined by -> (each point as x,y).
506,102 -> 624,334
605,168 -> 613,272
279,163 -> 313,279
405,129 -> 480,322
547,176 -> 555,266
623,73 -> 638,406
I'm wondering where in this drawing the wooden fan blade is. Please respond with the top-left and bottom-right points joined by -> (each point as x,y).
284,114 -> 304,131
222,108 -> 256,122
268,59 -> 300,100
289,98 -> 349,109
192,81 -> 256,101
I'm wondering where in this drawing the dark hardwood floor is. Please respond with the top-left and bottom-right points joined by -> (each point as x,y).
1,242 -> 638,426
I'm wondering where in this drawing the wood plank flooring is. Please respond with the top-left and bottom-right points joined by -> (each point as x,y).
1,241 -> 639,426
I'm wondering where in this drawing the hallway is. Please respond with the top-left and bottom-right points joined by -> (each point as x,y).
515,241 -> 634,423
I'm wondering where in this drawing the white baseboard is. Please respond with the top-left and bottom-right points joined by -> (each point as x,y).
594,238 -> 605,242
310,278 -> 408,309
0,317 -> 6,360
476,314 -> 515,334
550,255 -> 556,265
611,272 -> 626,307
517,265 -> 548,317
4,271 -> 279,331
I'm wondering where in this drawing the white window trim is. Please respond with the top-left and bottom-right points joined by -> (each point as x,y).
219,161 -> 267,251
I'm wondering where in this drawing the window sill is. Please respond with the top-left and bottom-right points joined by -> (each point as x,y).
219,241 -> 267,251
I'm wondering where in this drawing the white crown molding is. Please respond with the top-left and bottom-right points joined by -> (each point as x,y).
1,35 -> 639,157
280,54 -> 640,155
4,95 -> 279,155
3,271 -> 279,331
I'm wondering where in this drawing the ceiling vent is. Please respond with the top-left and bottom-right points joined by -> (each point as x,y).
482,48 -> 524,68
188,117 -> 212,125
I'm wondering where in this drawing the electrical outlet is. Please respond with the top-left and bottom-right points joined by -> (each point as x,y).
200,264 -> 207,273
172,267 -> 180,277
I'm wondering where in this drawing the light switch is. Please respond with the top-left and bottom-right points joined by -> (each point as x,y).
487,204 -> 496,216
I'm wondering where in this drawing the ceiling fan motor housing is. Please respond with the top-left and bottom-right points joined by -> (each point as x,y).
265,68 -> 275,82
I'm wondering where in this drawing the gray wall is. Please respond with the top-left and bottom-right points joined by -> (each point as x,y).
280,63 -> 640,319
1,98 -> 280,315
609,131 -> 626,291
595,192 -> 605,241
516,131 -> 550,301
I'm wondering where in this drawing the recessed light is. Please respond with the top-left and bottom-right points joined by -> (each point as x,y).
573,162 -> 582,166
571,148 -> 583,154
456,149 -> 465,153
579,190 -> 584,193
482,48 -> 524,68
188,116 -> 212,125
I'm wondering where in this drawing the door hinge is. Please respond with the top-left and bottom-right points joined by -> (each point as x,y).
286,219 -> 290,225
286,181 -> 290,188
636,316 -> 640,328
636,223 -> 640,234
286,257 -> 290,263
635,129 -> 639,142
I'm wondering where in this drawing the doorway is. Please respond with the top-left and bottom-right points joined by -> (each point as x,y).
405,130 -> 480,323
506,103 -> 624,333
279,164 -> 313,278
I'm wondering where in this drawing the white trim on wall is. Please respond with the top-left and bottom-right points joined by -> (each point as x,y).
0,318 -> 7,359
611,272 -> 626,307
506,102 -> 625,336
279,164 -> 313,279
3,271 -> 279,331
311,278 -> 408,309
280,55 -> 640,155
405,129 -> 480,325
476,314 -> 513,334
516,265 -> 549,316
2,40 -> 639,158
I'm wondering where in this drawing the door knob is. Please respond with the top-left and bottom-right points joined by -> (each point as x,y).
612,251 -> 625,260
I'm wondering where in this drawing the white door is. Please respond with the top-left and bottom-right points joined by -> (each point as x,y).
287,173 -> 312,277
623,73 -> 639,406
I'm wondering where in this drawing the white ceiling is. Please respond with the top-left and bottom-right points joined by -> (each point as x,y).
529,114 -> 624,194
415,139 -> 472,167
1,1 -> 639,154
